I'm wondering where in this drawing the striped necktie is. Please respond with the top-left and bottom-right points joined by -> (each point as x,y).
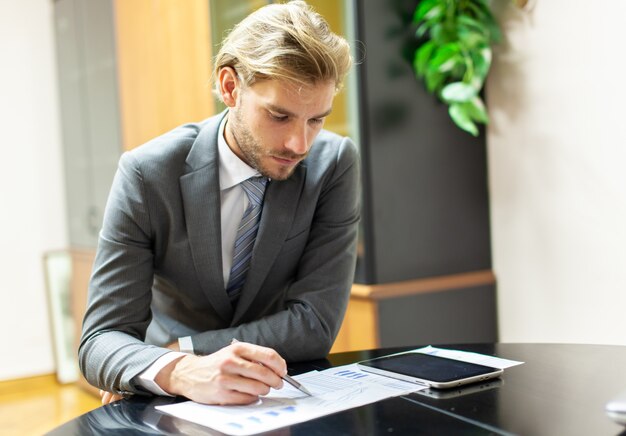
226,176 -> 268,303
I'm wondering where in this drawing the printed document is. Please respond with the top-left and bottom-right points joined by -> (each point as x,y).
156,363 -> 422,435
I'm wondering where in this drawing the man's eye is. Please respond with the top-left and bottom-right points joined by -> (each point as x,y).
309,118 -> 324,125
270,113 -> 288,122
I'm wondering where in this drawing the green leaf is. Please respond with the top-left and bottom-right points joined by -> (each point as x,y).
466,1 -> 502,43
441,82 -> 478,103
425,68 -> 444,93
430,23 -> 445,43
416,21 -> 431,38
461,54 -> 477,87
469,46 -> 491,87
413,0 -> 440,24
473,0 -> 491,8
449,103 -> 479,136
414,41 -> 436,77
438,55 -> 463,74
465,1 -> 488,21
451,61 -> 467,80
463,97 -> 489,123
457,15 -> 488,37
457,27 -> 488,49
425,4 -> 444,22
429,43 -> 460,70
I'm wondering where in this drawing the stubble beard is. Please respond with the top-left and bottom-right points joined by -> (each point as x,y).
229,108 -> 302,181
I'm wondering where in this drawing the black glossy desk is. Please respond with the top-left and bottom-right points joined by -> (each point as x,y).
48,344 -> 626,435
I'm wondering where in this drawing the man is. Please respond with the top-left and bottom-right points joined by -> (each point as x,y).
79,1 -> 360,406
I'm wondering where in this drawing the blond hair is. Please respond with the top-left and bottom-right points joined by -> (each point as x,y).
214,1 -> 352,98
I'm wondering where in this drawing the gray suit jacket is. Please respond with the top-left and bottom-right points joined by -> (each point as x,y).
78,112 -> 360,395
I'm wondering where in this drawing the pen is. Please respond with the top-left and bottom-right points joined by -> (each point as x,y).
230,338 -> 312,396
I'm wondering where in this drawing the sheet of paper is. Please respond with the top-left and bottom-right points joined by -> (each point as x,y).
156,364 -> 423,435
413,345 -> 524,369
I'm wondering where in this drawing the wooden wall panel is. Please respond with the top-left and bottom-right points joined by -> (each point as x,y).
331,297 -> 379,354
331,271 -> 496,353
306,0 -> 350,136
114,0 -> 215,150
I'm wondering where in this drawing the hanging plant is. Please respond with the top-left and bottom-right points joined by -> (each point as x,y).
412,0 -> 502,136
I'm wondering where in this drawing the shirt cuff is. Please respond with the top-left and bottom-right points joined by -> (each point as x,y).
178,336 -> 194,354
136,352 -> 187,396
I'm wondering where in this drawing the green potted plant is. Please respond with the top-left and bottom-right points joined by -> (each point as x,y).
412,0 -> 502,136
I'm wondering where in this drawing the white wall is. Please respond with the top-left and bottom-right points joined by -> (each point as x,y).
488,1 -> 626,345
0,0 -> 68,380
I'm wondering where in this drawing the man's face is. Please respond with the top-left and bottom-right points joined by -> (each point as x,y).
225,78 -> 336,181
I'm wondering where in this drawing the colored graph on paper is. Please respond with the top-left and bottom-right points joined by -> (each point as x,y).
156,364 -> 420,435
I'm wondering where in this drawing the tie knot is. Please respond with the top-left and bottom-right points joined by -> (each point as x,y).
241,177 -> 268,207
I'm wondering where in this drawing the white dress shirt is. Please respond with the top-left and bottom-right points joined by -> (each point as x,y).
136,114 -> 261,396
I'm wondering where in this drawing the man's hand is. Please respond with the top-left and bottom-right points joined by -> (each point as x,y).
99,389 -> 123,405
165,340 -> 180,351
155,341 -> 287,405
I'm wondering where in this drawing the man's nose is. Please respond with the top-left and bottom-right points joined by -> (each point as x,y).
284,124 -> 308,155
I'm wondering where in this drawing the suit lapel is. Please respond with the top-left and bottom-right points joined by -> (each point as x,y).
180,113 -> 233,323
232,165 -> 306,324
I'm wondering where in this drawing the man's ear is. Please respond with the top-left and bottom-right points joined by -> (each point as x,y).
218,67 -> 240,107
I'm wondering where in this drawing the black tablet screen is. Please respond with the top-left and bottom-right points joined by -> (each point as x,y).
360,353 -> 498,382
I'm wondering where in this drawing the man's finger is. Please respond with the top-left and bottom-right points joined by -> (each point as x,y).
214,389 -> 260,406
100,390 -> 123,405
230,341 -> 287,379
229,356 -> 284,390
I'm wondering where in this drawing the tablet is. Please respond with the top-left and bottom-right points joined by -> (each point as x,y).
415,379 -> 503,399
357,352 -> 503,389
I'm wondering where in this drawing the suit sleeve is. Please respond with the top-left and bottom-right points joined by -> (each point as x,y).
78,152 -> 169,395
191,137 -> 361,361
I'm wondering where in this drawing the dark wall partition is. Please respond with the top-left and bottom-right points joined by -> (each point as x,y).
352,0 -> 497,345
354,0 -> 492,285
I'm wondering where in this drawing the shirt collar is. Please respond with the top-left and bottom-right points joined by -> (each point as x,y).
218,113 -> 260,191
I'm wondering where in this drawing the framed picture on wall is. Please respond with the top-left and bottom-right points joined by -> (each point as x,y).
43,251 -> 79,384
